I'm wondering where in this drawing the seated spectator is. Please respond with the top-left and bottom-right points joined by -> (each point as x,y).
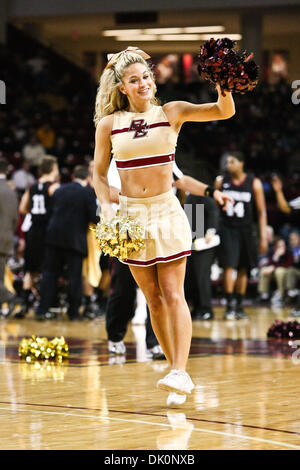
271,174 -> 300,214
258,237 -> 293,306
10,124 -> 28,151
22,134 -> 46,176
26,54 -> 47,76
258,225 -> 275,267
36,123 -> 56,151
12,160 -> 35,197
50,136 -> 67,168
286,231 -> 300,300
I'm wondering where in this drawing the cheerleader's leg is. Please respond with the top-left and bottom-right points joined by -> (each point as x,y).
129,264 -> 174,366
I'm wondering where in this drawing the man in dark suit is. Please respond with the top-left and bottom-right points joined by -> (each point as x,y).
36,165 -> 99,320
0,159 -> 19,316
184,194 -> 219,320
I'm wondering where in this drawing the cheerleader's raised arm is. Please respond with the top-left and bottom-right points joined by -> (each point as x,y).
163,84 -> 235,129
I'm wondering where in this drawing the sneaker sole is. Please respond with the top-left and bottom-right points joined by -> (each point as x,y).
157,381 -> 193,395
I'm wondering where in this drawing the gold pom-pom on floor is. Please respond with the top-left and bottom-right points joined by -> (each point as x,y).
18,335 -> 69,362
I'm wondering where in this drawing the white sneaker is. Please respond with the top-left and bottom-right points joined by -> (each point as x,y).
108,340 -> 126,355
167,392 -> 187,407
157,369 -> 195,395
147,345 -> 165,360
288,289 -> 298,298
271,290 -> 281,303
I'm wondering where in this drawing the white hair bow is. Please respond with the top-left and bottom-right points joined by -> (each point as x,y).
106,47 -> 151,68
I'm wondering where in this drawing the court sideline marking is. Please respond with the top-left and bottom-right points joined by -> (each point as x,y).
0,406 -> 299,450
0,399 -> 298,437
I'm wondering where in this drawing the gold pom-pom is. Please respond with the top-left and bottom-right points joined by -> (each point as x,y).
91,211 -> 145,261
18,335 -> 69,362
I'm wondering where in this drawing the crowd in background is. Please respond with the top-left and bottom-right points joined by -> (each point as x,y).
0,25 -> 300,324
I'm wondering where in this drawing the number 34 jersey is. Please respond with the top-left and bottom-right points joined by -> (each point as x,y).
220,173 -> 255,227
29,181 -> 52,226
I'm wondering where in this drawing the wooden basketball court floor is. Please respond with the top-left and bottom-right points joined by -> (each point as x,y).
0,305 -> 299,450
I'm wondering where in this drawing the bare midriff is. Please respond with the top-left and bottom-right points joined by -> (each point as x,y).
118,163 -> 173,198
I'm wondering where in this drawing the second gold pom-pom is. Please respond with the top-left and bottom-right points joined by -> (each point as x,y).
91,211 -> 145,262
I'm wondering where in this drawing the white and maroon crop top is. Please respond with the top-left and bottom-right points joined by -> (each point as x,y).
111,105 -> 178,170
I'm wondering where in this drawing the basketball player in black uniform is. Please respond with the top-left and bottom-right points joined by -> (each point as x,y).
215,152 -> 267,319
18,156 -> 60,317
